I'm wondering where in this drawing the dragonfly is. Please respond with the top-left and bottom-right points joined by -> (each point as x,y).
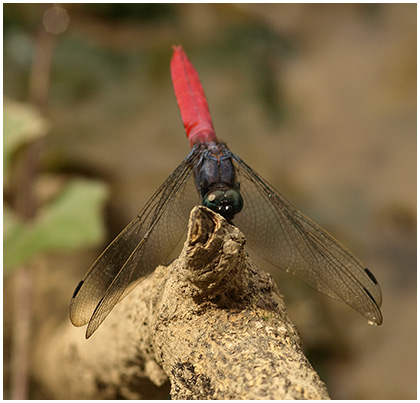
70,45 -> 383,339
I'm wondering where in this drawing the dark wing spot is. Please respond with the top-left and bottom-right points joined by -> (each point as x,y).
364,268 -> 378,285
72,280 -> 84,298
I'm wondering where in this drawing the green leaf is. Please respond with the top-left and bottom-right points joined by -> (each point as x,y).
4,178 -> 109,271
3,99 -> 49,186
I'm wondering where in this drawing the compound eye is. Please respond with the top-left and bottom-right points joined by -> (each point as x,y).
225,189 -> 243,215
202,190 -> 225,210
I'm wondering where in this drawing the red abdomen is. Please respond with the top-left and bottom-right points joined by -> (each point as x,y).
171,46 -> 218,147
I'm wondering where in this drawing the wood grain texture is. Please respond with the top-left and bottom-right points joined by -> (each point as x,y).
34,206 -> 330,399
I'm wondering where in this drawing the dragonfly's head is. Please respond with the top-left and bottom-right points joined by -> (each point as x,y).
202,185 -> 243,222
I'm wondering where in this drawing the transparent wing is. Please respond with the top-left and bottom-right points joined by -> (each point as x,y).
69,149 -> 201,336
231,153 -> 382,325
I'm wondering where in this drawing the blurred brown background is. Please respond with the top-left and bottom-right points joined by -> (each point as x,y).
3,3 -> 416,399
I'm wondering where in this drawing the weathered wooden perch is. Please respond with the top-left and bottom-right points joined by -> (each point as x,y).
34,206 -> 330,399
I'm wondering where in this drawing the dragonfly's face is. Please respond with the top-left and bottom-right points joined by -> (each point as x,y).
202,187 -> 243,221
